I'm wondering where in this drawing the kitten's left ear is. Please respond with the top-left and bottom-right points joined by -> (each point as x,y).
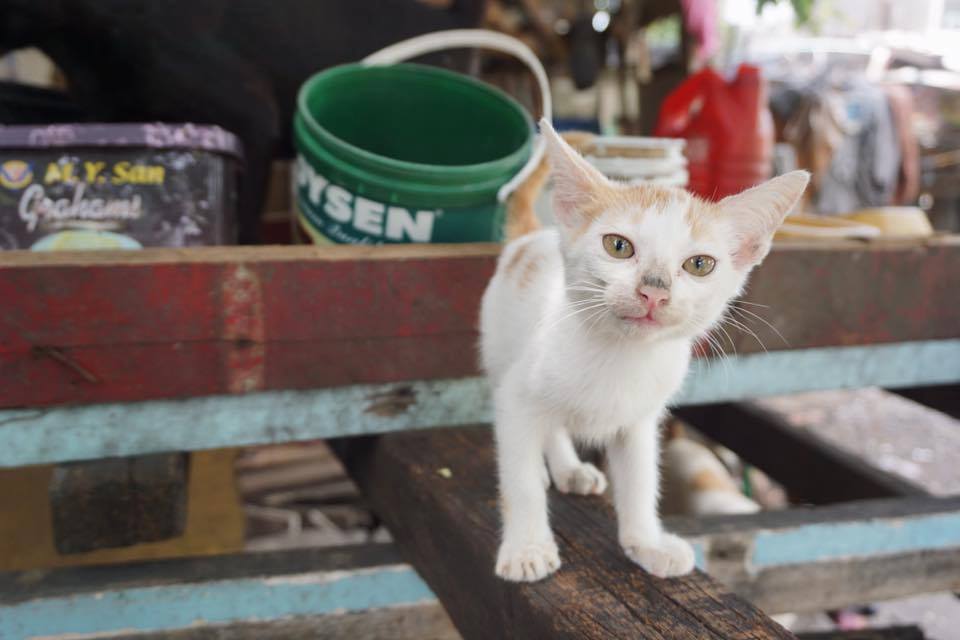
719,170 -> 810,270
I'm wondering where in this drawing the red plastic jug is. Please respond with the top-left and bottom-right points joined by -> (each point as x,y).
654,64 -> 773,200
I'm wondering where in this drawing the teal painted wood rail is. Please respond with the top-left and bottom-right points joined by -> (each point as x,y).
1,339 -> 958,468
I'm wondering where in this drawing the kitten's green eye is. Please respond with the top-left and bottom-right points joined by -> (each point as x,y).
683,255 -> 716,276
602,234 -> 634,259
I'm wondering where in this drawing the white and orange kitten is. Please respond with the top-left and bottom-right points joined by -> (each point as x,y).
480,119 -> 808,582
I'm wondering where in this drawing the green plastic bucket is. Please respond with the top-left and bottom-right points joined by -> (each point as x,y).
293,30 -> 550,244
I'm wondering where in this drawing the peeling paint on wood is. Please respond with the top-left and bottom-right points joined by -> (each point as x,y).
365,386 -> 418,417
222,264 -> 265,394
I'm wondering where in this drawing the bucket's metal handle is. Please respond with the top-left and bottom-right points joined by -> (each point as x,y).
363,29 -> 551,204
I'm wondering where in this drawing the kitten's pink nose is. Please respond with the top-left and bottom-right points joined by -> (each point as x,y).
637,285 -> 670,309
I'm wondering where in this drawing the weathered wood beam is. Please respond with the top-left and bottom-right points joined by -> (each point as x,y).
0,340 -> 960,467
2,338 -> 959,468
338,426 -> 794,639
107,605 -> 460,640
115,620 -> 928,640
673,403 -> 929,504
2,238 -> 958,409
796,628 -> 925,640
670,496 -> 960,614
0,544 -> 433,639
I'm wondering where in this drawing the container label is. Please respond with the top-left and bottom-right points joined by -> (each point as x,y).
0,147 -> 233,250
3,158 -> 154,235
295,155 -> 437,244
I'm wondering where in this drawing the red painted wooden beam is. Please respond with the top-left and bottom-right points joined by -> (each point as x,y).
2,238 -> 958,409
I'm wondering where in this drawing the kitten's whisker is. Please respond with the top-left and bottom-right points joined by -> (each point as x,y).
686,311 -> 733,381
565,287 -> 606,297
566,296 -> 604,307
583,307 -> 609,333
565,279 -> 606,292
732,299 -> 770,309
562,300 -> 605,314
715,320 -> 738,358
729,304 -> 788,346
537,302 -> 607,332
722,314 -> 768,353
698,330 -> 731,380
711,333 -> 733,380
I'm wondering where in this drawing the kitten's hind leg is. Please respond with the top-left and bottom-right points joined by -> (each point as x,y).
545,428 -> 608,496
494,396 -> 560,582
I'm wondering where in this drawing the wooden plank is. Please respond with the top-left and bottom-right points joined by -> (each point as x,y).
111,618 -> 926,640
672,403 -> 929,504
0,544 -> 434,638
107,604 -> 460,640
50,453 -> 188,553
796,629 -> 925,640
0,449 -> 244,572
676,339 -> 960,405
722,237 -> 960,355
726,547 -> 960,616
339,426 -> 794,640
0,245 -> 494,409
670,496 -> 960,614
2,238 -> 958,409
2,340 -> 959,468
890,384 -> 960,420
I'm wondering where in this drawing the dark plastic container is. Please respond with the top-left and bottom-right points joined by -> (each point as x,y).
0,123 -> 242,250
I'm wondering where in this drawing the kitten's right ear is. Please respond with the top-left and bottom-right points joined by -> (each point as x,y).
539,118 -> 609,229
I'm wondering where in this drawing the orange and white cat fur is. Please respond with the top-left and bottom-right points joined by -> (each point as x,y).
480,118 -> 808,582
660,421 -> 761,517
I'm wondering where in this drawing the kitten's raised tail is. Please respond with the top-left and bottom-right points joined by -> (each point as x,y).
504,155 -> 549,242
504,130 -> 596,242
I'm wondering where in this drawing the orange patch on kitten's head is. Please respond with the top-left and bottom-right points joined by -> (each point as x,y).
683,196 -> 724,241
562,181 -> 687,239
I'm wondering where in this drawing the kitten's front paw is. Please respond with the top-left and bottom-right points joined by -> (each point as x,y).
622,532 -> 695,578
495,538 -> 560,582
552,462 -> 608,495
